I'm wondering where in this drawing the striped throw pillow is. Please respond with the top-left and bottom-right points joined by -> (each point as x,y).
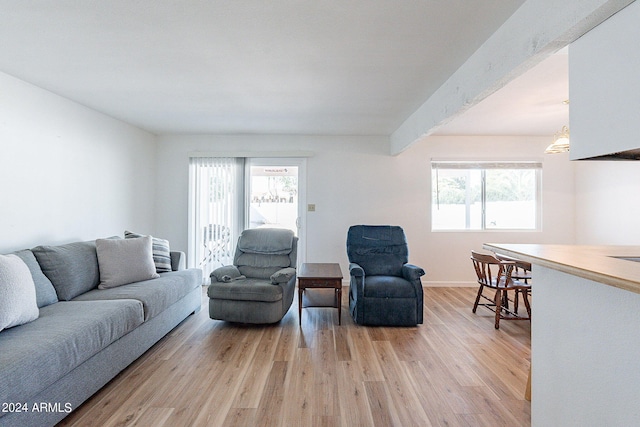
124,230 -> 172,273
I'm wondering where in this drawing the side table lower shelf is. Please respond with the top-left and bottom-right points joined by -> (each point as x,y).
297,263 -> 343,325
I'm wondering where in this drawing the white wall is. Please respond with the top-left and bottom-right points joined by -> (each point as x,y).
574,162 -> 640,244
156,134 -> 576,284
418,135 -> 576,284
0,72 -> 157,253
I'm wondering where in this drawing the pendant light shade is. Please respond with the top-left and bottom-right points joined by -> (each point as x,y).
545,125 -> 570,154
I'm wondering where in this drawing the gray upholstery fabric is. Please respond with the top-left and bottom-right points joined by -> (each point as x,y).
170,251 -> 186,271
271,267 -> 296,284
233,229 -> 297,279
0,287 -> 201,427
207,278 -> 284,302
208,297 -> 287,324
236,265 -> 282,280
32,240 -> 101,301
236,252 -> 292,268
96,236 -> 160,289
0,299 -> 144,408
211,265 -> 244,282
346,225 -> 424,326
209,229 -> 297,324
236,228 -> 294,254
0,254 -> 39,331
12,249 -> 58,308
124,230 -> 172,273
0,234 -> 203,427
74,269 -> 201,321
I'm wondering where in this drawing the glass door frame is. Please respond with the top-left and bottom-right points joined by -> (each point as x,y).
244,157 -> 307,266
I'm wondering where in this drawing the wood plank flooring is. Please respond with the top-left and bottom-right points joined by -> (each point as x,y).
58,287 -> 531,427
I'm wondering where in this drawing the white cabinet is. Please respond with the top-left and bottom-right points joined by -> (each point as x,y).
569,2 -> 640,160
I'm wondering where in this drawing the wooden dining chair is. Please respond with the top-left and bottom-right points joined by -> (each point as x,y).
495,253 -> 532,315
470,250 -> 531,329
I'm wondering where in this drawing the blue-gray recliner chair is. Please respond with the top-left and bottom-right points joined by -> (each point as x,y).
346,225 -> 424,326
207,228 -> 297,324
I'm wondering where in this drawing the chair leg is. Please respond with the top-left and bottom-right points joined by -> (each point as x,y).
501,290 -> 509,312
494,289 -> 502,329
522,290 -> 532,320
514,289 -> 520,314
472,284 -> 484,313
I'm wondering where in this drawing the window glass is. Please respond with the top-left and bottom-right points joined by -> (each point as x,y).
431,162 -> 541,231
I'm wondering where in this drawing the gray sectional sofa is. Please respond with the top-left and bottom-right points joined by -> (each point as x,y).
0,237 -> 202,427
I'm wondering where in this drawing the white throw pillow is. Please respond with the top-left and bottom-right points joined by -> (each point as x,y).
0,254 -> 39,332
96,236 -> 160,289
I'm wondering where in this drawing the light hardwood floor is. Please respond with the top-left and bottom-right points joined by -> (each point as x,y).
58,287 -> 531,427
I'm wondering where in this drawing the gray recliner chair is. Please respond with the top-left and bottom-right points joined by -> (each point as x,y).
346,225 -> 424,326
207,228 -> 298,324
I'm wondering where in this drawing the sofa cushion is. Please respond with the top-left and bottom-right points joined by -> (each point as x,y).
0,299 -> 144,406
207,278 -> 284,303
12,249 -> 58,308
74,269 -> 201,320
0,254 -> 39,331
32,240 -> 101,301
124,230 -> 172,273
96,236 -> 160,289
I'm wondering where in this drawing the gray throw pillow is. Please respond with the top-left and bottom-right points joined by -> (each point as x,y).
96,236 -> 160,289
0,254 -> 39,331
124,230 -> 172,273
12,249 -> 58,307
32,240 -> 101,301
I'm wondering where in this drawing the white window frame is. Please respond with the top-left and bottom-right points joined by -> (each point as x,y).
431,160 -> 543,232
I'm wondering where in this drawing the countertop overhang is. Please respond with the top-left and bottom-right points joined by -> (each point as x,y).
483,243 -> 640,295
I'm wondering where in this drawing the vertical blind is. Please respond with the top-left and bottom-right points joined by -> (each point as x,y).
188,157 -> 244,282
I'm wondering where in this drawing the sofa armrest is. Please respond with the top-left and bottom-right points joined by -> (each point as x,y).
170,251 -> 186,271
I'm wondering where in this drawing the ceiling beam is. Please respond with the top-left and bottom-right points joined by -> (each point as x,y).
390,0 -> 634,155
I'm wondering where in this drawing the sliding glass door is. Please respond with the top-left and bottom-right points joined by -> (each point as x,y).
189,156 -> 305,281
246,158 -> 303,235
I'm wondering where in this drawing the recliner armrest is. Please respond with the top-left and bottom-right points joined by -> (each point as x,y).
349,263 -> 365,278
270,267 -> 296,284
402,263 -> 425,281
211,265 -> 244,282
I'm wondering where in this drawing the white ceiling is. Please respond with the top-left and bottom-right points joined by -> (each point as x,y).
434,48 -> 569,136
0,0 -> 570,137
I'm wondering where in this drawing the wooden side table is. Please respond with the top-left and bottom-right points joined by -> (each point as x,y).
298,263 -> 343,325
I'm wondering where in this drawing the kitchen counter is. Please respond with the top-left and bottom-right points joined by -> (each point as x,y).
482,243 -> 640,426
482,243 -> 640,295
